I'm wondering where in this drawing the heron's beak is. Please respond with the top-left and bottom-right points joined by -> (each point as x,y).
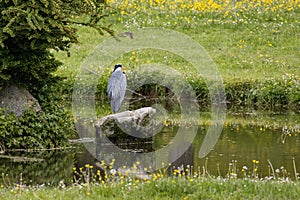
122,67 -> 127,71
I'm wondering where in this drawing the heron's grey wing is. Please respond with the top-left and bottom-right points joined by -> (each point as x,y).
107,72 -> 127,112
107,71 -> 120,99
118,73 -> 127,101
107,71 -> 127,100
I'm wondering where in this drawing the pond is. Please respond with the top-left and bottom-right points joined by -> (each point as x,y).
0,116 -> 299,186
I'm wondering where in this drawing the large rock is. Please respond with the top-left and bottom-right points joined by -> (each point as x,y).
0,84 -> 41,116
95,107 -> 160,139
95,107 -> 158,175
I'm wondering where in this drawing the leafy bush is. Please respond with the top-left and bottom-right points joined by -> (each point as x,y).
251,74 -> 300,110
0,107 -> 74,149
0,0 -> 112,149
0,81 -> 76,149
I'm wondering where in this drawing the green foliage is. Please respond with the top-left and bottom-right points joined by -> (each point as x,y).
0,81 -> 76,149
224,75 -> 300,111
225,81 -> 255,107
0,0 -> 110,88
251,74 -> 300,110
0,0 -> 112,149
0,107 -> 74,149
187,77 -> 210,107
94,73 -> 300,112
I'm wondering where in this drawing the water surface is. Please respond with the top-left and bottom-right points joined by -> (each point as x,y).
0,121 -> 299,186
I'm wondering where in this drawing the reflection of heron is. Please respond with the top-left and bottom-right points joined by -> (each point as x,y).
107,64 -> 127,113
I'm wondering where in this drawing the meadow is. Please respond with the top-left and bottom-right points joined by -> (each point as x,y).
1,0 -> 299,199
53,0 -> 300,111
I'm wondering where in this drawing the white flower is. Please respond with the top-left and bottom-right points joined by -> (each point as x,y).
110,168 -> 117,175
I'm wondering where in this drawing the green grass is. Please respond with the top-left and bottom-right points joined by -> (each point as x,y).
52,1 -> 300,110
1,178 -> 300,200
54,21 -> 299,81
53,2 -> 300,82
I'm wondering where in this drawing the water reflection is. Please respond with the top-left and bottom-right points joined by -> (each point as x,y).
0,125 -> 299,185
195,126 -> 300,178
0,150 -> 74,186
152,125 -> 299,178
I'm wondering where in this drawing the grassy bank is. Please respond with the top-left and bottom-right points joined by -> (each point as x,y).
1,177 -> 300,199
53,0 -> 300,110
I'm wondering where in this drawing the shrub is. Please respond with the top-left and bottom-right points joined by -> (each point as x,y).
0,82 -> 75,149
0,0 -> 111,149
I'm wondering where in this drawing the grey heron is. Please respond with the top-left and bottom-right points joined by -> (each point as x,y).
107,64 -> 127,113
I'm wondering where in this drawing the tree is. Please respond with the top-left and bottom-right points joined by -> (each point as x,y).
0,0 -> 111,89
0,0 -> 112,149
